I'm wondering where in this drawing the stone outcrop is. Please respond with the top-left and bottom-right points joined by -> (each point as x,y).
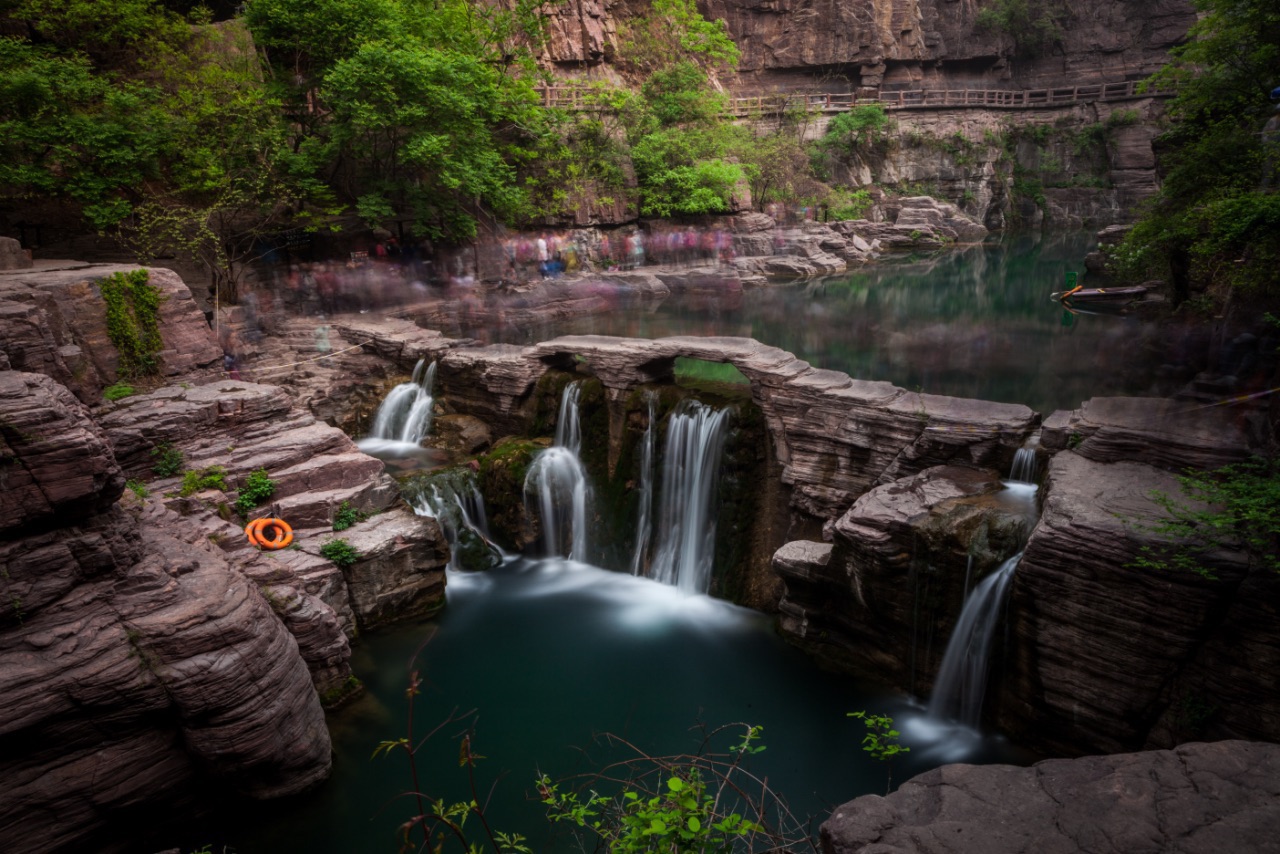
0,265 -> 459,852
0,264 -> 221,404
0,371 -> 332,854
0,235 -> 30,269
97,380 -> 448,636
821,740 -> 1280,854
1042,396 -> 1255,471
999,451 -> 1278,755
776,465 -> 1035,690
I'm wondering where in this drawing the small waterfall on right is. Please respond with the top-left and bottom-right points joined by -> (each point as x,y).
368,359 -> 437,444
647,399 -> 732,594
926,553 -> 1022,728
524,382 -> 589,560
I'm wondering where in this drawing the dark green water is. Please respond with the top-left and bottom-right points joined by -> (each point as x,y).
222,559 -> 1028,852
471,232 -> 1171,416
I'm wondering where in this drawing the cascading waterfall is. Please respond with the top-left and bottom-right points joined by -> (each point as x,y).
410,479 -> 503,571
629,392 -> 657,576
524,382 -> 589,560
1009,447 -> 1037,484
647,399 -> 732,594
369,359 -> 437,444
926,553 -> 1021,728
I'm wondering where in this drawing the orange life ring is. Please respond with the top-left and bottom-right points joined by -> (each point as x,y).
244,517 -> 294,550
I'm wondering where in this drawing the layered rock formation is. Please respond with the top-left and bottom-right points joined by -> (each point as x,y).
999,451 -> 1276,755
0,265 -> 455,851
0,371 -> 332,854
821,740 -> 1280,854
776,464 -> 1035,690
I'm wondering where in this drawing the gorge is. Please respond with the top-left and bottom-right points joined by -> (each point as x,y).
2,0 -> 1279,850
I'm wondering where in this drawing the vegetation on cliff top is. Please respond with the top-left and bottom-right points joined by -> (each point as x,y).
1113,0 -> 1280,302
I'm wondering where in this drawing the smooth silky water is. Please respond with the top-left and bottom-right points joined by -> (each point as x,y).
223,559 -> 1030,852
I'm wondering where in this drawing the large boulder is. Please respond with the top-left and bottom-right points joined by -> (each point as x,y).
820,740 -> 1280,854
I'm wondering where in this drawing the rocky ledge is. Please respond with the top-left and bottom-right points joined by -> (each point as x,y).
821,740 -> 1280,854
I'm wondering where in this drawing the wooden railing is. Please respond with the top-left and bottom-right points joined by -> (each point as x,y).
534,80 -> 1166,115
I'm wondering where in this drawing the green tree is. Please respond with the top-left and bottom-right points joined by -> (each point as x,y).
1113,0 -> 1280,300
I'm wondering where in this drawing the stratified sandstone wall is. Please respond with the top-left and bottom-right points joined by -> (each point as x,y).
0,372 -> 332,854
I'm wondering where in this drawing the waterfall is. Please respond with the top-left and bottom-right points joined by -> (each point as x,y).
629,393 -> 657,575
1009,447 -> 1037,484
524,382 -> 589,560
369,359 -> 437,444
647,399 -> 732,594
410,478 -> 503,571
926,554 -> 1021,728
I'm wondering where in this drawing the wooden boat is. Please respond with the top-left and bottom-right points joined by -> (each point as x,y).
1052,285 -> 1148,304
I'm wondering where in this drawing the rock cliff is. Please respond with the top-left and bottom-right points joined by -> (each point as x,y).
0,371 -> 331,854
0,265 -> 454,852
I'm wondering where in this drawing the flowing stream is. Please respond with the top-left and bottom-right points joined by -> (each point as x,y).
524,382 -> 589,560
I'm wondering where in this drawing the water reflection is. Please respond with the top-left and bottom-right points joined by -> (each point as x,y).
430,233 -> 1180,415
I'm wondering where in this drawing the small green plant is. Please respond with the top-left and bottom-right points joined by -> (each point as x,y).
150,442 -> 185,477
100,269 -> 165,378
1067,432 -> 1083,449
125,479 -> 150,499
848,710 -> 909,794
235,468 -> 277,516
332,500 -> 368,531
538,723 -> 805,852
180,465 -> 228,497
320,538 -> 361,568
103,383 -> 136,401
1130,456 -> 1280,581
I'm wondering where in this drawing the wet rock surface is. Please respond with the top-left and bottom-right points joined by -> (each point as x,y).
820,740 -> 1280,854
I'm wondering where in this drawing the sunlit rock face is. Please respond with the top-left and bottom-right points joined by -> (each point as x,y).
821,740 -> 1280,854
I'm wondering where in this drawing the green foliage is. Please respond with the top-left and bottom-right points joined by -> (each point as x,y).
540,723 -> 812,852
320,538 -> 361,567
820,105 -> 891,158
99,269 -> 164,378
1117,0 -> 1280,298
180,464 -> 228,497
849,710 -> 909,794
618,0 -> 739,77
150,442 -> 185,477
103,382 -> 136,401
235,468 -> 276,515
826,188 -> 874,220
125,479 -> 150,499
974,0 -> 1062,56
332,500 -> 368,531
1131,457 -> 1280,581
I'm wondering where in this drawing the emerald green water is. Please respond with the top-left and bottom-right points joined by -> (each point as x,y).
213,560 -> 1029,852
469,232 -> 1169,416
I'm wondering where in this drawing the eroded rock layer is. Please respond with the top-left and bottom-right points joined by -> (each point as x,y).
820,740 -> 1280,854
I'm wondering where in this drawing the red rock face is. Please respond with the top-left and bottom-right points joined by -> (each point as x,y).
544,0 -> 1195,92
0,372 -> 333,854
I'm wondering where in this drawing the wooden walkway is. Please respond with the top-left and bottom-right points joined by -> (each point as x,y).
536,79 -> 1166,115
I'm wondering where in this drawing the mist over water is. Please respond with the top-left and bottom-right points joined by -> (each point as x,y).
225,558 -> 1031,852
